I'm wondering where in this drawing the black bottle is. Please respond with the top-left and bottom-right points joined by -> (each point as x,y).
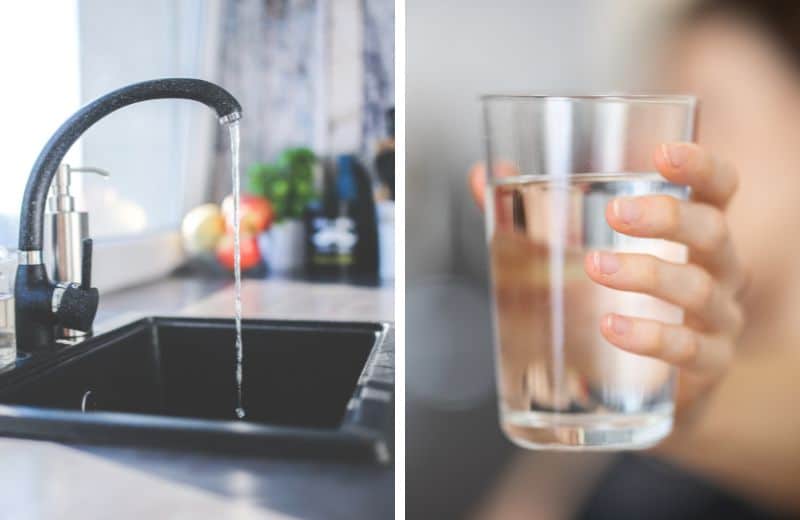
375,108 -> 395,200
348,155 -> 379,276
305,155 -> 379,279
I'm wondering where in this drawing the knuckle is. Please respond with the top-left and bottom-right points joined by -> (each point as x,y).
718,158 -> 740,197
707,156 -> 740,203
641,255 -> 662,292
706,152 -> 721,173
654,322 -> 671,356
675,329 -> 699,365
688,266 -> 715,310
696,209 -> 728,252
701,152 -> 719,182
656,196 -> 682,236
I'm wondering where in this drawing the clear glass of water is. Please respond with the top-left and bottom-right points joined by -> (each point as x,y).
0,248 -> 16,369
482,94 -> 698,449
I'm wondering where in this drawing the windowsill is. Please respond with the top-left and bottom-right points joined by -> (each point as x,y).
93,230 -> 186,293
95,272 -> 394,329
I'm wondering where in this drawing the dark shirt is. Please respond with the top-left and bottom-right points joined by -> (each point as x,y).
577,454 -> 793,520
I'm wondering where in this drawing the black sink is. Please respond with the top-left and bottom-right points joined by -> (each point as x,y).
0,317 -> 393,462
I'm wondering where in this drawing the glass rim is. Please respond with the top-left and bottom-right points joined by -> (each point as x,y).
480,93 -> 698,105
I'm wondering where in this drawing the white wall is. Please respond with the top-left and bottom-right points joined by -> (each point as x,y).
407,0 -> 679,283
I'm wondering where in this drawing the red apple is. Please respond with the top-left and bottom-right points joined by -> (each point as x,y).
222,194 -> 274,234
216,232 -> 261,271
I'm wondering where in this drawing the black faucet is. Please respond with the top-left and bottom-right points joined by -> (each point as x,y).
15,78 -> 242,352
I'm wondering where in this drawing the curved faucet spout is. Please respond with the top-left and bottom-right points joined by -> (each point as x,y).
15,78 -> 241,352
18,78 -> 241,252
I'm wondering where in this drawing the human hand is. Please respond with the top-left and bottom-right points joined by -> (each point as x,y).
470,144 -> 746,420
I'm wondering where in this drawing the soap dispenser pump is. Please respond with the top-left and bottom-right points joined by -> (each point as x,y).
45,163 -> 108,338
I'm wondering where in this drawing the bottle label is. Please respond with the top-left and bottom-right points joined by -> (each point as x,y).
311,217 -> 358,265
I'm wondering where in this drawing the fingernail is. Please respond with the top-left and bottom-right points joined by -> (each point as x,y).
607,314 -> 632,335
612,197 -> 641,223
593,251 -> 620,274
663,143 -> 689,168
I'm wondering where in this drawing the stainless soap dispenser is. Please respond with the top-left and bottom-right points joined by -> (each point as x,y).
45,163 -> 109,338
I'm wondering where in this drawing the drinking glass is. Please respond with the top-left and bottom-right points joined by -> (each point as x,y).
482,94 -> 698,449
0,248 -> 16,369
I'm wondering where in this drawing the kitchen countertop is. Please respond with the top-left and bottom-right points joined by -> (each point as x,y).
1,277 -> 394,520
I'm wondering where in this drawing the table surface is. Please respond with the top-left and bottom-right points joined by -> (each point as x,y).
1,277 -> 394,520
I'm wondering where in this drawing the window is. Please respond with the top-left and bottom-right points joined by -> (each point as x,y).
0,1 -> 81,247
1,1 -> 222,292
78,0 -> 221,240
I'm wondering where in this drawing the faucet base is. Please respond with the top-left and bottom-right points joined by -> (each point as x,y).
14,264 -> 56,352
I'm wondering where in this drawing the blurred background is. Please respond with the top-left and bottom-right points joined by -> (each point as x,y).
0,0 -> 394,293
407,1 -> 790,518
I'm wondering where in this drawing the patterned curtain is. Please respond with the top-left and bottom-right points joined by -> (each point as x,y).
210,0 -> 394,201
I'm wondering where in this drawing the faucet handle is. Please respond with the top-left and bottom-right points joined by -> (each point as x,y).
50,238 -> 98,332
53,283 -> 99,332
81,238 -> 92,290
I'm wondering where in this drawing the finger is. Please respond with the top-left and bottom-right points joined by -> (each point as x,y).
469,163 -> 487,211
653,143 -> 738,208
605,195 -> 744,285
584,251 -> 744,334
600,313 -> 733,374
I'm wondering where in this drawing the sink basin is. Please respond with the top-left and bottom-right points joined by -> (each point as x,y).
0,317 -> 393,462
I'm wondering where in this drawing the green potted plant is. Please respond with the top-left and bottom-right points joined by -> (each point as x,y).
247,147 -> 318,273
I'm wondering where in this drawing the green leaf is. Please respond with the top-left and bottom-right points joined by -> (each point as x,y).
246,147 -> 320,221
246,163 -> 270,197
295,180 -> 311,196
271,179 -> 289,198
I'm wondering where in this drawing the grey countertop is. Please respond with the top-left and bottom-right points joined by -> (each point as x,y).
2,277 -> 394,520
